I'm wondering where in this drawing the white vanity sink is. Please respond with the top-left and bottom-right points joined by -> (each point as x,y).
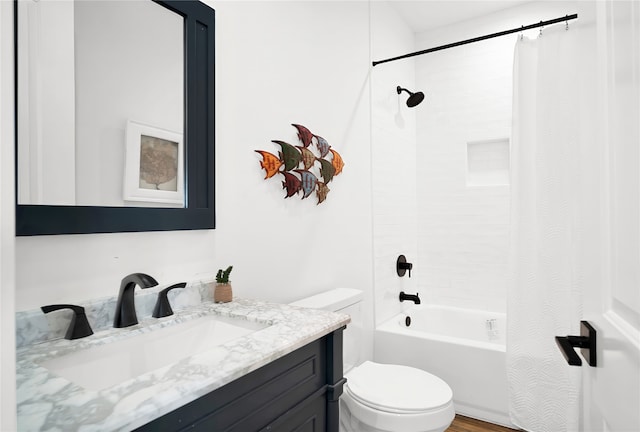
39,315 -> 268,391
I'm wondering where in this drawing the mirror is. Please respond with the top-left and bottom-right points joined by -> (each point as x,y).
15,0 -> 215,235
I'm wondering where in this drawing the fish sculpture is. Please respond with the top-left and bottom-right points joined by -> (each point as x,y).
255,150 -> 283,179
297,146 -> 317,170
316,182 -> 330,204
291,124 -> 314,148
317,158 -> 336,184
280,171 -> 302,198
314,135 -> 331,158
329,149 -> 345,176
295,169 -> 318,199
257,125 -> 344,204
272,140 -> 302,171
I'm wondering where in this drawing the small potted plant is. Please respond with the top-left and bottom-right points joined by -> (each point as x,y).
214,265 -> 233,303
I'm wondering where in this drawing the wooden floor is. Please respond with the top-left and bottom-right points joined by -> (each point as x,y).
446,415 -> 520,432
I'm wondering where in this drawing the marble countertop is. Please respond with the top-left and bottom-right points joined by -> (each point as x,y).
16,298 -> 350,431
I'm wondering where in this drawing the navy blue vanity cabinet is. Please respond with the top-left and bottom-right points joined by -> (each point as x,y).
135,328 -> 345,432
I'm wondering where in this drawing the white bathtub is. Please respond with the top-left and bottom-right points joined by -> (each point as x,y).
374,305 -> 512,427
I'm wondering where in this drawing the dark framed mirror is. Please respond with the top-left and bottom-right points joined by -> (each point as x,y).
14,0 -> 215,235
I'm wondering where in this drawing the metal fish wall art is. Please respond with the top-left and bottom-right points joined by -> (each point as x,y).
255,150 -> 283,179
295,169 -> 318,199
329,149 -> 344,176
317,158 -> 335,184
292,124 -> 314,148
281,171 -> 302,198
272,140 -> 302,171
297,146 -> 317,170
314,136 -> 331,158
255,124 -> 345,204
316,182 -> 330,204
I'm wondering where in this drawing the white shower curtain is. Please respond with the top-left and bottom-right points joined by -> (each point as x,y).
507,24 -> 596,432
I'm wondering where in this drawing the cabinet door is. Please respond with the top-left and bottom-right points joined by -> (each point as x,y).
136,337 -> 328,432
258,393 -> 326,432
192,348 -> 326,432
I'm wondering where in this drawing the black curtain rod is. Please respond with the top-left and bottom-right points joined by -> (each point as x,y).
372,13 -> 578,66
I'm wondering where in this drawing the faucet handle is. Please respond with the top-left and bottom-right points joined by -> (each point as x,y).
152,282 -> 187,318
41,304 -> 94,340
397,255 -> 413,277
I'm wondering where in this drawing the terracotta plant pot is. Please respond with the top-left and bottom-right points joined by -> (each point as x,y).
214,283 -> 233,303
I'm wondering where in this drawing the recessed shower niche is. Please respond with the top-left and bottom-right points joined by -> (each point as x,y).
466,138 -> 510,187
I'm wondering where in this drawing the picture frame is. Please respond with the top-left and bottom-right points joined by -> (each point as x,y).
123,120 -> 184,205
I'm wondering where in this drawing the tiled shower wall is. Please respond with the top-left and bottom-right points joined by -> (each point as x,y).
414,14 -> 515,313
370,1 -> 419,325
412,2 -> 586,313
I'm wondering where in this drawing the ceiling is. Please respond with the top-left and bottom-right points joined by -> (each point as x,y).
386,0 -> 533,33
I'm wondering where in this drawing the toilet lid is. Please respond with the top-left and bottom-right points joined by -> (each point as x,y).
345,361 -> 453,414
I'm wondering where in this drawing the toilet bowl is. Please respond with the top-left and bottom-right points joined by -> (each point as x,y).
340,361 -> 454,432
290,288 -> 455,432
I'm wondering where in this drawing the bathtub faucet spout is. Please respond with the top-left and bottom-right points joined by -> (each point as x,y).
399,291 -> 421,304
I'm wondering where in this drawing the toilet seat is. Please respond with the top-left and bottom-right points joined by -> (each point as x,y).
345,361 -> 453,414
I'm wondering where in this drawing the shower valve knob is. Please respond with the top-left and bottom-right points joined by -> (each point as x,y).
397,255 -> 413,277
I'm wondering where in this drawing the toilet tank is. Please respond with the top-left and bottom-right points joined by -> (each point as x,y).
290,288 -> 363,372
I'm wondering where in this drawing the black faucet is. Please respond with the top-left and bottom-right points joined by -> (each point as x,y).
399,291 -> 421,304
114,273 -> 158,328
152,282 -> 187,318
41,304 -> 94,340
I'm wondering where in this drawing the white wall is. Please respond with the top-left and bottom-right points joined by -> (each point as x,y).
414,1 -> 595,312
370,1 -> 420,326
17,0 -> 76,206
74,0 -> 184,207
18,0 -> 184,208
3,1 -> 377,427
15,0 -> 373,310
415,15 -> 512,313
0,0 -> 17,428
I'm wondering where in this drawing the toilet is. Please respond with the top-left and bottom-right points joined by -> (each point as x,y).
290,288 -> 455,432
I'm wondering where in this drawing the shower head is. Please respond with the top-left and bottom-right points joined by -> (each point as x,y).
397,86 -> 425,108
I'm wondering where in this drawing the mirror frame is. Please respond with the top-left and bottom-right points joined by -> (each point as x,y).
14,0 -> 215,236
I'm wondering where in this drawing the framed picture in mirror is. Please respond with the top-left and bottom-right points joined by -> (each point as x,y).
123,120 -> 184,206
